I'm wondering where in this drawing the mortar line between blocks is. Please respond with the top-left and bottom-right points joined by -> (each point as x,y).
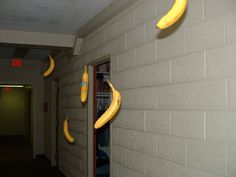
169,60 -> 172,84
145,65 -> 148,87
203,171 -> 206,177
155,0 -> 157,16
223,14 -> 227,45
201,0 -> 205,21
169,112 -> 172,136
204,50 -> 207,80
144,24 -> 147,43
144,110 -> 146,131
226,79 -> 228,111
155,40 -> 158,63
185,139 -> 188,166
117,55 -> 120,73
203,112 -> 206,141
133,9 -> 136,27
226,145 -> 229,177
184,28 -> 187,55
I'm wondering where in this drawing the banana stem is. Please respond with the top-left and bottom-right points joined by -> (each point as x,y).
106,80 -> 114,90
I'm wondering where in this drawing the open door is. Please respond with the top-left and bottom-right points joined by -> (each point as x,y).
93,61 -> 110,177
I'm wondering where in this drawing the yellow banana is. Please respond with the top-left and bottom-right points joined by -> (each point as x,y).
94,80 -> 121,129
43,54 -> 55,77
157,0 -> 187,30
63,117 -> 75,144
80,65 -> 89,103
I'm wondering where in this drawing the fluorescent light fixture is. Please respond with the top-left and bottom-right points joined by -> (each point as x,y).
0,85 -> 24,88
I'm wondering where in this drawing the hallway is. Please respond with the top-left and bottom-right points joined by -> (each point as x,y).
0,157 -> 65,177
0,136 -> 64,177
0,136 -> 32,160
1,0 -> 236,176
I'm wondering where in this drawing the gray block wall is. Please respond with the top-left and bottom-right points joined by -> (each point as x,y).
53,54 -> 88,177
48,0 -> 236,176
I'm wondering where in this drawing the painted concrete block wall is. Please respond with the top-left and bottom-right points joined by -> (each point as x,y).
48,0 -> 236,176
43,53 -> 88,176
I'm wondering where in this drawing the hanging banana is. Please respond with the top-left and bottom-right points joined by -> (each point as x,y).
81,65 -> 89,103
63,117 -> 75,144
94,80 -> 121,129
43,54 -> 55,77
157,0 -> 187,30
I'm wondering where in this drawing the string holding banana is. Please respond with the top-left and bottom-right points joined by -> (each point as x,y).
63,117 -> 75,144
81,65 -> 89,103
157,0 -> 188,30
43,54 -> 55,78
94,80 -> 121,129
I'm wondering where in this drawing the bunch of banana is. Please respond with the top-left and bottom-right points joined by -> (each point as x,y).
63,117 -> 75,144
157,0 -> 187,30
94,80 -> 121,129
43,54 -> 55,77
81,65 -> 89,103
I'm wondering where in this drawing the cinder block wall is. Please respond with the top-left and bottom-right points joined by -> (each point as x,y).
49,0 -> 236,176
45,53 -> 88,177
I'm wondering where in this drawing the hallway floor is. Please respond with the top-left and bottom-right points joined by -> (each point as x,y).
0,135 -> 32,160
0,136 -> 65,177
0,157 -> 65,177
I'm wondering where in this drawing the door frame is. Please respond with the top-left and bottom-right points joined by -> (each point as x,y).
25,86 -> 32,148
87,55 -> 111,177
0,82 -> 38,157
88,65 -> 94,177
51,79 -> 59,166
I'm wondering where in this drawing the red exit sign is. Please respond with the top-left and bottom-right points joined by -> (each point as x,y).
3,87 -> 11,92
11,59 -> 23,67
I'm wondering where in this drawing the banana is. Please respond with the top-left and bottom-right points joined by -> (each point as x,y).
43,54 -> 55,77
157,0 -> 187,30
63,117 -> 75,144
94,80 -> 121,129
80,65 -> 89,103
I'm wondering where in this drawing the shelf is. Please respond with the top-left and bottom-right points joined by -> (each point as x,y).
96,92 -> 110,98
97,71 -> 110,75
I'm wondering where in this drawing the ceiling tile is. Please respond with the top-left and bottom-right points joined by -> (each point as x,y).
0,0 -> 20,9
0,0 -> 114,33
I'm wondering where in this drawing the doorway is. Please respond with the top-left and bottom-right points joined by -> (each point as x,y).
0,85 -> 33,159
51,79 -> 60,167
93,60 -> 111,177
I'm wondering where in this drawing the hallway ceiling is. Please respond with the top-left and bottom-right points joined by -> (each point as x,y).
0,46 -> 49,60
0,0 -> 115,60
0,0 -> 114,34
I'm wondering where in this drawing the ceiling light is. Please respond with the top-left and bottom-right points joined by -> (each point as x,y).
0,85 -> 24,88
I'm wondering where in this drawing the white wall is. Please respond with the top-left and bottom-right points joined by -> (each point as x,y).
45,0 -> 236,177
0,59 -> 44,156
0,88 -> 25,135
